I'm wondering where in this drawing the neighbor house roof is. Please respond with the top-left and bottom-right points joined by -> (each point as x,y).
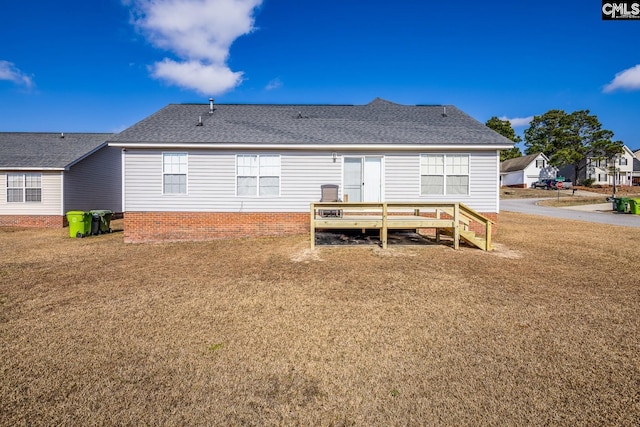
500,152 -> 545,173
0,133 -> 113,170
109,98 -> 515,149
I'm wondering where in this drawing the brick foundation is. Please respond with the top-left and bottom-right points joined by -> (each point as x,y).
124,211 -> 498,243
0,215 -> 66,228
124,211 -> 310,243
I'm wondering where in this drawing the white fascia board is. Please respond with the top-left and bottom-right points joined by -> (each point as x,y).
0,167 -> 65,171
109,142 -> 514,151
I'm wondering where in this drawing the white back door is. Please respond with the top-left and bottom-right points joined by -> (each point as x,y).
343,156 -> 382,202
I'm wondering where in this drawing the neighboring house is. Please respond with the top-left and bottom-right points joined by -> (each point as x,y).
500,153 -> 555,188
560,145 -> 635,186
108,98 -> 514,243
633,158 -> 640,186
0,132 -> 121,227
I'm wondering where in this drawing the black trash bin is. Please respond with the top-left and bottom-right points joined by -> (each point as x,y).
90,212 -> 101,235
89,210 -> 113,234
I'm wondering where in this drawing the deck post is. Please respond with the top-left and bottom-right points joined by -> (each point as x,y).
381,203 -> 388,249
310,203 -> 316,250
485,220 -> 492,251
453,203 -> 460,250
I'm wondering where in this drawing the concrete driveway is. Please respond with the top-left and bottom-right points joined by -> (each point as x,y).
500,198 -> 640,228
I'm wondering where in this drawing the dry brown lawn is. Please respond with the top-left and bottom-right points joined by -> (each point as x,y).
501,185 -> 640,200
1,214 -> 639,426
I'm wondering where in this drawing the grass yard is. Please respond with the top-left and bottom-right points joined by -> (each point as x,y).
1,214 -> 639,425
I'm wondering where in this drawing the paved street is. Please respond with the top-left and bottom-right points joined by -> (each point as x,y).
500,198 -> 640,228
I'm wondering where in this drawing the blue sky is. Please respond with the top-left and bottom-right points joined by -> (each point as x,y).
1,0 -> 639,149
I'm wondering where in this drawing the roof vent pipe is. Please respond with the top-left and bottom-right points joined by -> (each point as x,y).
209,98 -> 214,114
60,132 -> 64,138
197,115 -> 203,126
442,106 -> 447,117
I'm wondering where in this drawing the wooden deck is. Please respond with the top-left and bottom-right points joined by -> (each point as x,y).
310,202 -> 493,251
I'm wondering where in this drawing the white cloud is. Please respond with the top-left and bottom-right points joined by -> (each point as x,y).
265,77 -> 282,91
499,116 -> 533,128
0,61 -> 33,88
603,64 -> 640,93
127,0 -> 262,95
151,59 -> 242,94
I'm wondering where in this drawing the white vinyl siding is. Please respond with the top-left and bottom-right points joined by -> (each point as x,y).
236,154 -> 280,197
420,154 -> 469,196
0,172 -> 61,215
123,149 -> 499,213
163,153 -> 187,194
64,146 -> 122,213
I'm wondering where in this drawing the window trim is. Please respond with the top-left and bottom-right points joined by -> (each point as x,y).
162,152 -> 188,195
6,173 -> 42,203
419,153 -> 470,196
235,154 -> 281,197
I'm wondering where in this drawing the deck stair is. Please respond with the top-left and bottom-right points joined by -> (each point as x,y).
437,203 -> 493,251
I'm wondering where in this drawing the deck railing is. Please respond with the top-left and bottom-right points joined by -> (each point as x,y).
310,202 -> 493,250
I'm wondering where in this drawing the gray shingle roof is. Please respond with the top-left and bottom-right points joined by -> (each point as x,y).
0,133 -> 113,169
500,153 -> 543,173
110,98 -> 515,147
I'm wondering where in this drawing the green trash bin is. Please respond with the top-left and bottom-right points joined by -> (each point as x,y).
89,210 -> 113,234
629,199 -> 640,215
615,197 -> 631,213
66,211 -> 92,238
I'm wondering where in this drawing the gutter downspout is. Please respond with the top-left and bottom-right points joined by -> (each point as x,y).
60,172 -> 65,217
121,148 -> 126,214
496,150 -> 501,213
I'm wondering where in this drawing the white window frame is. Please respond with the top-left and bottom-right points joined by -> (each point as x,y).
236,154 -> 281,197
6,173 -> 42,203
420,154 -> 470,196
619,157 -> 628,166
536,159 -> 545,168
162,153 -> 188,195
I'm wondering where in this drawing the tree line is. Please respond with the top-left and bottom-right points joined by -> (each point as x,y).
487,111 -> 624,184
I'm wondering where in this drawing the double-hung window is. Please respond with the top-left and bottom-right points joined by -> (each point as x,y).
237,154 -> 280,197
420,154 -> 469,196
7,173 -> 42,202
163,153 -> 187,194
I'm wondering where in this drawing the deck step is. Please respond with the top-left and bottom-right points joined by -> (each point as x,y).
459,230 -> 490,251
441,228 -> 491,251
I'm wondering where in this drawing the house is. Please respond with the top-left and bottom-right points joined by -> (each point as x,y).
108,98 -> 514,243
0,132 -> 121,227
559,145 -> 635,186
500,152 -> 556,188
